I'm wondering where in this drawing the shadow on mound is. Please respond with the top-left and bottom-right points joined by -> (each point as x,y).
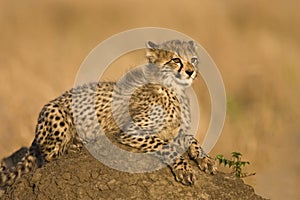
1,148 -> 266,200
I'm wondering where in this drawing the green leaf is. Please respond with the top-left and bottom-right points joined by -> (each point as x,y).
231,152 -> 242,159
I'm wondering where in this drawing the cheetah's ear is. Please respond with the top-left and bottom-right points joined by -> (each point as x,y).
188,40 -> 198,50
146,41 -> 159,49
146,41 -> 159,63
188,40 -> 195,46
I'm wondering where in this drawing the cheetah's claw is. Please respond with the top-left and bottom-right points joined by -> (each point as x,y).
195,156 -> 217,174
171,158 -> 195,185
172,167 -> 195,185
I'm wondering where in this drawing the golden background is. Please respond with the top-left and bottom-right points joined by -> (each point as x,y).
0,0 -> 299,199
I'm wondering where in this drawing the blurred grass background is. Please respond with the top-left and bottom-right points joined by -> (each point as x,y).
0,0 -> 299,199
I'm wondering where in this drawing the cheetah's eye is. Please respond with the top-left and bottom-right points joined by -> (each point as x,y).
191,57 -> 198,66
171,58 -> 182,67
172,58 -> 181,63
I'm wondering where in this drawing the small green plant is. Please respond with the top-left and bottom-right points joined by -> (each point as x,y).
216,152 -> 255,178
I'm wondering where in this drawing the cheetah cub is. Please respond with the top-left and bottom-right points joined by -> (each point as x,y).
0,40 -> 216,189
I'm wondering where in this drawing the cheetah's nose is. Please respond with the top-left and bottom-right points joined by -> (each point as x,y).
185,70 -> 194,77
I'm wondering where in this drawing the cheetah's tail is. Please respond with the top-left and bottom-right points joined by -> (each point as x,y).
0,147 -> 38,189
0,147 -> 28,171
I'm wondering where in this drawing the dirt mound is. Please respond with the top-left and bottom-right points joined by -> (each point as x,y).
1,148 -> 266,200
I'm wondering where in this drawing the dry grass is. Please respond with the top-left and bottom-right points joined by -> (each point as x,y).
0,0 -> 299,199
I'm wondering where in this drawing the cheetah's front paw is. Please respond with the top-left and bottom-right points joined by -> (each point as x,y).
170,158 -> 195,185
195,156 -> 217,174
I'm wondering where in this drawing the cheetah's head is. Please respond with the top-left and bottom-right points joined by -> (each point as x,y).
145,40 -> 199,88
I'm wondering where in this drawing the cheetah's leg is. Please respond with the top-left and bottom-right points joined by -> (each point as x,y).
117,132 -> 167,152
117,132 -> 196,185
35,103 -> 81,162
